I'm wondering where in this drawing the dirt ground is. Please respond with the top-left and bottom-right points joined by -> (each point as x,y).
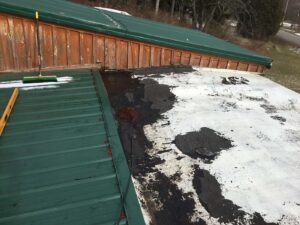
102,67 -> 278,225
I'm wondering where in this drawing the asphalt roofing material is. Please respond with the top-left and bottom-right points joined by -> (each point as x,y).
0,0 -> 272,67
0,69 -> 145,225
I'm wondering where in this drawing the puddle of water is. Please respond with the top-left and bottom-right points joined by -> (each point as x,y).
271,115 -> 287,124
174,128 -> 233,163
260,104 -> 277,114
102,71 -> 175,176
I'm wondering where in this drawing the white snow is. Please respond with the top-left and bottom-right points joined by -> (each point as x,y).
0,76 -> 73,90
229,21 -> 237,27
282,22 -> 292,28
135,68 -> 300,225
290,47 -> 300,55
94,7 -> 131,16
295,33 -> 300,37
132,177 -> 153,225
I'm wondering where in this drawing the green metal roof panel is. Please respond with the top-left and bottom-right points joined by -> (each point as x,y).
104,11 -> 272,66
0,0 -> 272,67
0,69 -> 145,225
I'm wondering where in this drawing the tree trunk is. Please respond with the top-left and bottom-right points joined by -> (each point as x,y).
142,0 -> 147,9
155,0 -> 160,16
203,6 -> 216,32
179,1 -> 184,21
104,0 -> 108,7
283,0 -> 290,21
171,0 -> 176,17
192,0 -> 198,28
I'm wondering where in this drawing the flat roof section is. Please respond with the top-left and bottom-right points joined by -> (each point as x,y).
0,69 -> 145,225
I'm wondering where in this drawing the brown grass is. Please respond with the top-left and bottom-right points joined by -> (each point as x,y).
258,39 -> 300,93
223,34 -> 300,93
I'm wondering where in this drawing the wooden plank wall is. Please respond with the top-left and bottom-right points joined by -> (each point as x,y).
0,13 -> 266,73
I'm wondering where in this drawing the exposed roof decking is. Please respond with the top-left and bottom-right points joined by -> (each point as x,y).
0,0 -> 272,67
0,69 -> 144,225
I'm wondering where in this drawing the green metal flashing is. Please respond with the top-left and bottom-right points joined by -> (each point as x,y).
0,0 -> 272,67
0,69 -> 145,225
93,70 -> 146,225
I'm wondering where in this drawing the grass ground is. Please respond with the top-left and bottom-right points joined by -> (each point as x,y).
223,13 -> 300,95
229,35 -> 300,94
258,39 -> 300,93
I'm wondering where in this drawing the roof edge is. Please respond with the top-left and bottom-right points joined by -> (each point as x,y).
93,70 -> 146,225
0,3 -> 272,67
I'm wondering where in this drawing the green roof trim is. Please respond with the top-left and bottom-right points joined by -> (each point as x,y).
93,70 -> 146,225
0,69 -> 145,225
0,0 -> 272,67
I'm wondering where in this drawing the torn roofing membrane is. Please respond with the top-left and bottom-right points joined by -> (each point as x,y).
0,69 -> 145,225
0,0 -> 272,67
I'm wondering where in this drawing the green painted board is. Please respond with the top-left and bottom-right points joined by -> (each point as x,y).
0,69 -> 145,225
0,0 -> 272,66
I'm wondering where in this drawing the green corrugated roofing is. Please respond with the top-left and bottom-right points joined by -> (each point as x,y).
0,0 -> 272,67
0,69 -> 145,225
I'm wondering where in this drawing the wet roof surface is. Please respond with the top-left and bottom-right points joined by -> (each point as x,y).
0,69 -> 144,225
0,0 -> 272,66
118,68 -> 300,225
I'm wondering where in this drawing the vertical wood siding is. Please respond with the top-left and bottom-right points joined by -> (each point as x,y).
0,13 -> 266,73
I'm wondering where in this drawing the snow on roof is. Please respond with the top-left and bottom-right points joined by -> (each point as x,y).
94,7 -> 131,16
0,77 -> 73,90
134,68 -> 300,225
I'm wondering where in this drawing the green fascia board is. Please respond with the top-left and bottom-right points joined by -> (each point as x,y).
0,0 -> 272,66
93,70 -> 146,225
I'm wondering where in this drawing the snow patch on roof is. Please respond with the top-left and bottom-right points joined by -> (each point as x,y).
138,67 -> 300,224
0,76 -> 73,90
94,7 -> 131,16
132,177 -> 154,225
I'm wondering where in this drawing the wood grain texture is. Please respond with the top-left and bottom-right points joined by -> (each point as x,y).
0,13 -> 266,73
